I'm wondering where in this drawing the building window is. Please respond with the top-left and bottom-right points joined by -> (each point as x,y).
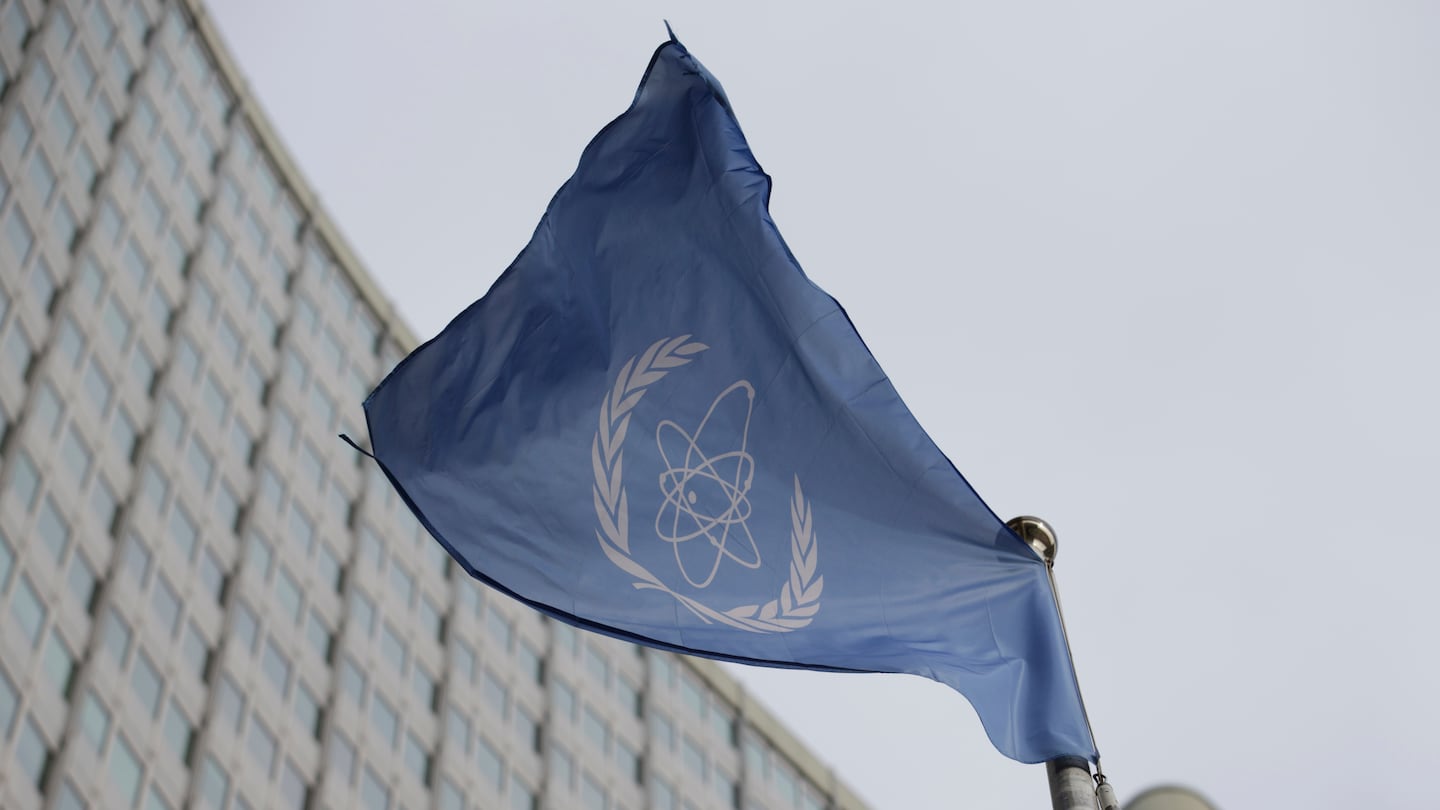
262,639 -> 291,696
403,731 -> 431,785
371,692 -> 398,746
279,760 -> 308,810
199,755 -> 230,809
43,629 -> 76,698
151,574 -> 181,635
16,716 -> 51,787
477,735 -> 504,787
361,766 -> 390,810
216,676 -> 246,733
131,648 -> 164,717
246,715 -> 277,775
79,689 -> 111,750
38,496 -> 72,561
306,610 -> 333,662
328,729 -> 356,784
293,682 -> 322,738
10,574 -> 47,647
164,699 -> 194,763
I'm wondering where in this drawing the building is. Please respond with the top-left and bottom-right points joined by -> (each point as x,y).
0,1 -> 872,809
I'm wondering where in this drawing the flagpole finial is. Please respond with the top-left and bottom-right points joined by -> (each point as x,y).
1006,516 -> 1057,567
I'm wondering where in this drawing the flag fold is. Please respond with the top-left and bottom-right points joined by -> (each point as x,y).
364,33 -> 1097,764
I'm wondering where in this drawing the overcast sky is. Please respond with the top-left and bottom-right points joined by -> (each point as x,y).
205,2 -> 1439,806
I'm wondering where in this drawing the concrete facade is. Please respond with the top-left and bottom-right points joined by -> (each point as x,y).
0,1 -> 871,809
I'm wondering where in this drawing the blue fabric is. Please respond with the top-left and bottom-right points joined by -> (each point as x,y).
364,34 -> 1096,764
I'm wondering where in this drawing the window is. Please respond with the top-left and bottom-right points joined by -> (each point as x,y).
43,629 -> 76,697
361,765 -> 390,810
583,707 -> 608,751
16,716 -> 50,787
187,438 -> 215,488
715,769 -> 737,806
515,706 -> 539,752
279,760 -> 308,810
164,699 -> 194,763
412,664 -> 436,711
216,676 -> 245,732
453,640 -> 476,684
510,778 -> 535,810
140,286 -> 171,341
30,261 -> 57,310
200,549 -> 225,601
649,711 -> 674,751
182,622 -> 210,682
10,574 -> 46,647
142,464 -> 169,513
518,643 -> 543,683
552,680 -> 576,723
582,774 -> 607,810
123,536 -> 152,585
110,409 -> 138,464
306,610 -> 333,661
403,731 -> 431,785
129,345 -> 156,396
168,505 -> 198,559
551,745 -> 574,790
61,429 -> 93,486
618,678 -> 641,717
682,736 -> 706,780
293,682 -> 322,738
199,755 -> 230,809
380,623 -> 406,672
288,505 -> 314,553
131,649 -> 163,717
84,362 -> 114,413
38,496 -> 71,561
617,740 -> 641,783
110,734 -> 144,805
439,778 -> 465,810
247,530 -> 273,579
55,780 -> 86,810
5,208 -> 34,265
66,551 -> 97,614
349,589 -> 375,637
7,451 -> 38,510
263,639 -> 291,696
446,705 -> 471,752
0,531 -> 12,591
80,690 -> 110,749
247,716 -> 277,775
158,395 -> 186,446
483,671 -> 508,717
317,544 -> 342,592
328,730 -> 357,784
680,675 -> 704,716
477,735 -> 504,786
340,656 -> 366,703
275,566 -> 302,622
233,599 -> 258,652
488,610 -> 513,649
29,149 -> 56,203
151,574 -> 181,635
202,374 -> 228,424
371,692 -> 398,745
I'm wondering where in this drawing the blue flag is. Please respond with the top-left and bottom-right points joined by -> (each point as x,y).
364,32 -> 1096,764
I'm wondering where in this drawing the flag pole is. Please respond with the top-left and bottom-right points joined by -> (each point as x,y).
1006,517 -> 1121,810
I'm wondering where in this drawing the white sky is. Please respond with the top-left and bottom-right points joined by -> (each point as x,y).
206,2 -> 1440,806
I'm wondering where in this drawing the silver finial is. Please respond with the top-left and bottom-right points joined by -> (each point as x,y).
1006,516 -> 1058,566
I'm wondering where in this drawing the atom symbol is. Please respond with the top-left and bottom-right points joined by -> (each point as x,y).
655,380 -> 764,589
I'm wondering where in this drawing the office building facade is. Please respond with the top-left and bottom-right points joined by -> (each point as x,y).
0,1 -> 872,809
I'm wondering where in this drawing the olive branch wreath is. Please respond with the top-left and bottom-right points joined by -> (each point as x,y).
591,335 -> 823,633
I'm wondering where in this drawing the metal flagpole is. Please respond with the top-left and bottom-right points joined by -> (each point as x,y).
1006,517 -> 1121,810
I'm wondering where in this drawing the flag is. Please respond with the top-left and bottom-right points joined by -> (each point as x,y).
363,31 -> 1096,764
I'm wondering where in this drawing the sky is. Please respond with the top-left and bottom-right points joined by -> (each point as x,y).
204,2 -> 1440,807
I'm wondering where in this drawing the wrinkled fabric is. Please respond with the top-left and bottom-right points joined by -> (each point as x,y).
364,34 -> 1096,764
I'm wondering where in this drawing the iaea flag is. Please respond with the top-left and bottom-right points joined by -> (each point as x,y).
363,32 -> 1096,764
